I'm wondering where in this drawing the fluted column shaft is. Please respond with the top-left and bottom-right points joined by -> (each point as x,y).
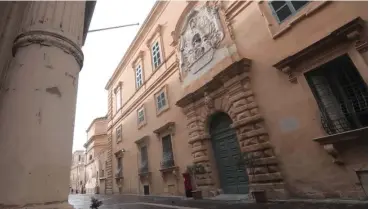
0,1 -> 86,207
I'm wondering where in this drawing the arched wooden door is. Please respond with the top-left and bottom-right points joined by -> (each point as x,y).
209,112 -> 249,194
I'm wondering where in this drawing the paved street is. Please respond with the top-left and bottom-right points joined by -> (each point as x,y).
69,194 -> 367,209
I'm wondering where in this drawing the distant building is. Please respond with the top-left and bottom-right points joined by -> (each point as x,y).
104,1 -> 367,200
84,116 -> 109,194
70,150 -> 86,193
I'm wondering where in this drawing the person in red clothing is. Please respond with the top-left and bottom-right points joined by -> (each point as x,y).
183,173 -> 193,198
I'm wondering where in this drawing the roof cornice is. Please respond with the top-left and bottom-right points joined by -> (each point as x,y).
105,1 -> 169,90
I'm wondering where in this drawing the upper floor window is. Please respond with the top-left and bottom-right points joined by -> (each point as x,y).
89,155 -> 92,161
138,108 -> 145,124
157,91 -> 166,111
152,41 -> 162,69
136,65 -> 143,88
269,1 -> 309,23
116,125 -> 122,143
154,85 -> 169,115
305,55 -> 368,135
114,86 -> 122,111
78,155 -> 81,161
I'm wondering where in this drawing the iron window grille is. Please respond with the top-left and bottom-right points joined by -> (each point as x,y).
156,92 -> 166,110
269,1 -> 309,23
140,146 -> 149,173
161,135 -> 174,168
136,65 -> 143,88
305,55 -> 368,135
115,157 -> 123,178
152,41 -> 162,69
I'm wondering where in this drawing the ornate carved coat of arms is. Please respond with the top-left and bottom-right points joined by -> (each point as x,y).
179,4 -> 224,76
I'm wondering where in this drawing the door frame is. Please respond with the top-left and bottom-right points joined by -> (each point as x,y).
208,112 -> 249,194
175,59 -> 285,198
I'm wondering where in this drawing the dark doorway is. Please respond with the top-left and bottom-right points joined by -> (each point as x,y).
209,112 -> 249,194
144,185 -> 150,195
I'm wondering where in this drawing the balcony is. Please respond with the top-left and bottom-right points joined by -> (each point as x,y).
139,161 -> 149,174
115,168 -> 123,179
160,152 -> 175,169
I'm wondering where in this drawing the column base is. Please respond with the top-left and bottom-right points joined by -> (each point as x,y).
0,202 -> 74,209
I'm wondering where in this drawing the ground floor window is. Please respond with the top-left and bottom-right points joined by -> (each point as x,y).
305,55 -> 368,135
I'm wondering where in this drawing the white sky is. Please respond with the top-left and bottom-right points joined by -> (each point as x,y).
72,0 -> 156,151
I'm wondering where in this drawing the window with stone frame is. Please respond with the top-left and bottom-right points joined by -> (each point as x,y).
156,91 -> 167,111
114,85 -> 122,111
269,1 -> 309,23
116,125 -> 122,143
135,64 -> 143,88
152,41 -> 162,69
140,146 -> 149,173
305,55 -> 368,135
160,134 -> 174,169
137,107 -> 145,125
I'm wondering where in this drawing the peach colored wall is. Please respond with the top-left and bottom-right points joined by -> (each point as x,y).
107,1 -> 368,199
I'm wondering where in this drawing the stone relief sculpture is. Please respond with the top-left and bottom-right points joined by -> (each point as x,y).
179,4 -> 224,77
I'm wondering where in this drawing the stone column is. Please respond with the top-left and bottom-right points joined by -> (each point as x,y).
0,1 -> 86,208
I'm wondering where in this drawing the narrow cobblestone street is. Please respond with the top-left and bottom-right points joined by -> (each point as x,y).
69,194 -> 367,209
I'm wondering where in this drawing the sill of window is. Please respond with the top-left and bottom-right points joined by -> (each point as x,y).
154,62 -> 165,72
115,176 -> 124,180
99,177 -> 107,180
136,84 -> 145,92
156,106 -> 169,116
138,171 -> 151,176
159,166 -> 178,173
313,127 -> 368,145
138,122 -> 147,130
116,140 -> 122,144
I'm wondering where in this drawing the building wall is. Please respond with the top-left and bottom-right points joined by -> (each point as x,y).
84,117 -> 109,194
70,151 -> 86,192
106,1 -> 368,199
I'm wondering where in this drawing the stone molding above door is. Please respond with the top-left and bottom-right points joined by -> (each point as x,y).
176,58 -> 287,199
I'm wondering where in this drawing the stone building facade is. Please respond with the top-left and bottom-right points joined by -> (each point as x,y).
70,150 -> 86,193
0,1 -> 95,208
105,1 -> 367,200
84,116 -> 109,194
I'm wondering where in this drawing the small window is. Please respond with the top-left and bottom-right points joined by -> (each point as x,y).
101,169 -> 104,177
136,65 -> 143,88
152,41 -> 162,69
89,155 -> 92,160
156,92 -> 167,111
305,55 -> 368,135
116,125 -> 122,143
115,87 -> 122,111
138,108 -> 145,124
78,155 -> 81,161
269,1 -> 309,23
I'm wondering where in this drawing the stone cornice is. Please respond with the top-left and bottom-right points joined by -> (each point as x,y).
86,116 -> 108,132
12,30 -> 84,69
82,1 -> 97,46
105,1 -> 169,90
273,17 -> 366,83
176,58 -> 251,108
